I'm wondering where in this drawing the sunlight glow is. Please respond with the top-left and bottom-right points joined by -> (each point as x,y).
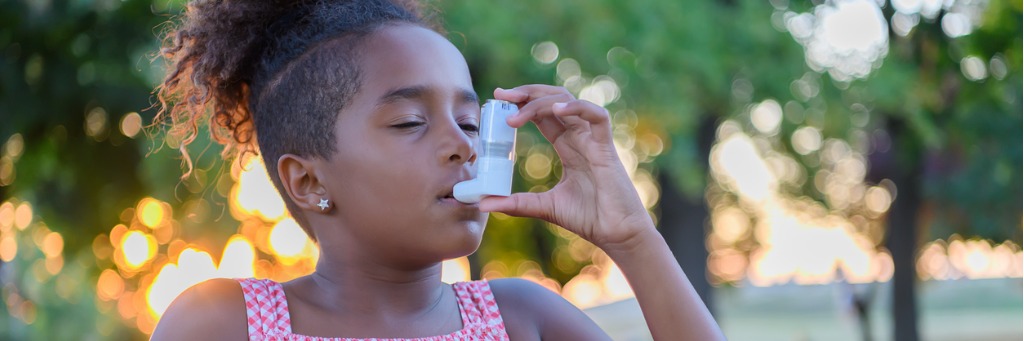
269,218 -> 314,263
121,231 -> 156,270
233,157 -> 287,222
746,206 -> 892,286
147,248 -> 216,318
217,235 -> 256,279
146,263 -> 183,317
441,257 -> 471,284
710,133 -> 777,203
708,121 -> 896,286
561,256 -> 635,309
919,238 -> 1023,280
788,0 -> 889,81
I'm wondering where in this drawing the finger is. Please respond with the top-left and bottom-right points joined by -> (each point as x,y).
552,100 -> 613,144
510,92 -> 575,128
497,85 -> 571,107
508,84 -> 572,100
478,192 -> 554,222
531,115 -> 567,144
511,94 -> 574,144
493,85 -> 568,105
494,87 -> 529,103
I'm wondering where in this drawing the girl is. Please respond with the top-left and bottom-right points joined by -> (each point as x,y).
149,0 -> 724,340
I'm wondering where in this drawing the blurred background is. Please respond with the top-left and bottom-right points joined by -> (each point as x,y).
0,0 -> 1020,340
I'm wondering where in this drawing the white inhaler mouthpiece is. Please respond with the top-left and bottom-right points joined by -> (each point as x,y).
454,99 -> 518,203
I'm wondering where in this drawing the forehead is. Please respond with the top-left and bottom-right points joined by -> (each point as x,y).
357,24 -> 473,95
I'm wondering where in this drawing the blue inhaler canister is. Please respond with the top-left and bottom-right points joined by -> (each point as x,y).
454,99 -> 518,203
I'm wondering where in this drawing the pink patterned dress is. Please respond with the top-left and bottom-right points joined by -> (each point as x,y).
236,278 -> 510,341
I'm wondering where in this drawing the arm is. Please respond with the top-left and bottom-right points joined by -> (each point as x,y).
480,86 -> 725,341
604,228 -> 723,340
149,278 -> 249,341
489,278 -> 612,341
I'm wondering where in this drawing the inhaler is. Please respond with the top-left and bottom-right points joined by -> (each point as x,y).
454,99 -> 518,203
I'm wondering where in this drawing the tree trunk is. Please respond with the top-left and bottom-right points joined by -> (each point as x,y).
658,172 -> 713,312
869,118 -> 921,341
656,116 -> 718,314
887,167 -> 921,341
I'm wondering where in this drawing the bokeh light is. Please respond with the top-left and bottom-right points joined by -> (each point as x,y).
0,233 -> 16,262
268,218 -> 315,265
121,231 -> 157,270
120,112 -> 142,138
97,269 -> 125,301
85,107 -> 108,139
785,0 -> 889,82
14,202 -> 32,230
960,55 -> 988,81
1,1 -> 1018,340
217,235 -> 256,279
137,198 -> 166,228
232,157 -> 288,222
531,41 -> 559,64
750,99 -> 783,135
441,257 -> 471,284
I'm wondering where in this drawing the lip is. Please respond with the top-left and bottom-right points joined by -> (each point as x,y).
437,169 -> 477,205
437,196 -> 479,208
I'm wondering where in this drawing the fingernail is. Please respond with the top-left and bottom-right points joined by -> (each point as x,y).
553,102 -> 567,110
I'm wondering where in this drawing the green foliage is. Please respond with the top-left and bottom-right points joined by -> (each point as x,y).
0,1 -> 192,338
0,0 -> 1019,339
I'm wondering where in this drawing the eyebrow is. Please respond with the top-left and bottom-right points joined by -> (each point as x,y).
376,85 -> 479,107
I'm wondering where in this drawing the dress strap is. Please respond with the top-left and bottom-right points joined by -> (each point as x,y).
237,278 -> 293,340
452,280 -> 507,334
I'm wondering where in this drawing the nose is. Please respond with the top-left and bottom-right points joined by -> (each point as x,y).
438,119 -> 477,166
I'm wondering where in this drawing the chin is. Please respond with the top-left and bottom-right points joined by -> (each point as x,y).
456,220 -> 487,251
416,214 -> 488,262
445,220 -> 485,257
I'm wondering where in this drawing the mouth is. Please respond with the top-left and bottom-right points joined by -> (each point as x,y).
438,169 -> 477,205
438,182 -> 478,207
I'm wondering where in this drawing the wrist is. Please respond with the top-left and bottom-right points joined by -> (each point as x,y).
598,222 -> 665,261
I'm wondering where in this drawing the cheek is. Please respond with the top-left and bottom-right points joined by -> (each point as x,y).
332,144 -> 430,209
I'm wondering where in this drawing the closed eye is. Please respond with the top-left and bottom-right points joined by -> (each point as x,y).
459,123 -> 479,134
391,121 -> 425,129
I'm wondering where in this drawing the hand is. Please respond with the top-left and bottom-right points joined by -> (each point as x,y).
479,85 -> 654,252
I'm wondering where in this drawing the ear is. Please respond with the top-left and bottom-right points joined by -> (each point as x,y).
277,154 -> 328,213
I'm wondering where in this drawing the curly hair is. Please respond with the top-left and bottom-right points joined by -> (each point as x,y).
153,0 -> 438,236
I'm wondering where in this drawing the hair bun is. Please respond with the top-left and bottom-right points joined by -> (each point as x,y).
154,1 -> 299,173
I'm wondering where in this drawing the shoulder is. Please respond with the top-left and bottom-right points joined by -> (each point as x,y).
487,278 -> 611,341
150,278 -> 249,341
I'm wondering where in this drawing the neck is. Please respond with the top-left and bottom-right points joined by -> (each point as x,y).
304,241 -> 447,317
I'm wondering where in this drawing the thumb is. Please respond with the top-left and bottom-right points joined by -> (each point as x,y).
478,192 -> 553,220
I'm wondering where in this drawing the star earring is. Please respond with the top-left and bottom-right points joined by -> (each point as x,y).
317,198 -> 331,212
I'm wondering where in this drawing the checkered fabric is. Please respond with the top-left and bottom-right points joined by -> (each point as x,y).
236,278 -> 510,341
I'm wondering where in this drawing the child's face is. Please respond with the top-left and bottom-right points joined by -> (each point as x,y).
316,24 -> 487,264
